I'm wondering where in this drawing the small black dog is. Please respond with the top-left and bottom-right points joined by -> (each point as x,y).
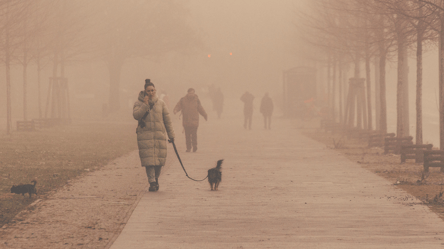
11,180 -> 37,198
208,159 -> 223,191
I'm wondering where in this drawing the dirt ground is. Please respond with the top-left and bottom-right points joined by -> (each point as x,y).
0,150 -> 147,248
301,122 -> 444,221
0,120 -> 148,248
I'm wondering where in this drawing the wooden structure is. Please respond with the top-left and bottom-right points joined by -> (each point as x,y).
368,133 -> 395,148
356,130 -> 380,141
343,78 -> 367,129
283,67 -> 317,118
400,144 -> 433,163
384,136 -> 413,154
33,119 -> 51,129
423,150 -> 444,172
45,77 -> 71,122
32,118 -> 70,129
16,121 -> 35,131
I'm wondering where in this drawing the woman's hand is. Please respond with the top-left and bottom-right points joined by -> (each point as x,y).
144,96 -> 149,105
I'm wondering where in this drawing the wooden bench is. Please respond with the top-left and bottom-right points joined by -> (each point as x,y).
423,150 -> 444,172
384,136 -> 413,154
400,144 -> 433,163
34,118 -> 72,128
16,121 -> 35,131
33,119 -> 51,129
368,132 -> 395,148
352,129 -> 381,141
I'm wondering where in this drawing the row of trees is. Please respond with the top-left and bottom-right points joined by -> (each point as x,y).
1,0 -> 201,134
297,0 -> 444,149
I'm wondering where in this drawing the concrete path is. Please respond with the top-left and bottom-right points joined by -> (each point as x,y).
110,113 -> 444,249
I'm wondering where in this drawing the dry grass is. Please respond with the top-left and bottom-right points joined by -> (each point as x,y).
0,121 -> 137,227
302,120 -> 444,221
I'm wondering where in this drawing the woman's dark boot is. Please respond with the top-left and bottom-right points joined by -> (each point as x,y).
155,178 -> 159,191
149,182 -> 157,192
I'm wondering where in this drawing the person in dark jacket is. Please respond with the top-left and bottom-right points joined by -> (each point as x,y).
240,91 -> 254,130
133,79 -> 175,192
173,88 -> 208,152
260,92 -> 274,129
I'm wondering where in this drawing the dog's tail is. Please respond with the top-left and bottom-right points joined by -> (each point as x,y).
216,159 -> 223,170
31,180 -> 37,186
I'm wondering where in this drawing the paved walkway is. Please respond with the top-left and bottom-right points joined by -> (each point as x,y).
110,113 -> 444,249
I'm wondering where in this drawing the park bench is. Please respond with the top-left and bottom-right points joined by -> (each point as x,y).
423,150 -> 444,172
368,132 -> 395,148
384,136 -> 413,154
33,118 -> 52,129
354,130 -> 380,141
32,118 -> 71,129
400,144 -> 433,163
16,120 -> 35,131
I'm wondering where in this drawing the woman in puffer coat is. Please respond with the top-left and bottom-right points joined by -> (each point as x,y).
133,79 -> 175,192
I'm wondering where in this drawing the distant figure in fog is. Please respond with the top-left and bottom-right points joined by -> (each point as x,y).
240,91 -> 254,130
213,88 -> 224,119
173,88 -> 208,152
133,79 -> 175,192
260,92 -> 274,129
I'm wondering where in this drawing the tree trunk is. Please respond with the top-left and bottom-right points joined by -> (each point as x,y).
5,4 -> 11,134
354,52 -> 360,78
108,60 -> 123,112
5,45 -> 11,134
396,34 -> 406,138
23,63 -> 28,121
22,13 -> 28,121
46,51 -> 58,118
327,55 -> 331,118
37,56 -> 42,118
339,61 -> 343,124
403,45 -> 410,137
439,20 -> 444,149
365,50 -> 372,130
354,54 -> 362,129
374,58 -> 381,131
379,52 -> 387,134
332,58 -> 336,122
416,21 -> 424,145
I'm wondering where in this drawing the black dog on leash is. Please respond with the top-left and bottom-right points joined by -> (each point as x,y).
208,159 -> 223,191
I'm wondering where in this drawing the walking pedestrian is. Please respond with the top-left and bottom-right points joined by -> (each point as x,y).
173,88 -> 208,152
240,91 -> 254,129
260,92 -> 274,129
133,79 -> 175,192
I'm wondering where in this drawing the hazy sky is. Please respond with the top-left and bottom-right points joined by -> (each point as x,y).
182,0 -> 299,95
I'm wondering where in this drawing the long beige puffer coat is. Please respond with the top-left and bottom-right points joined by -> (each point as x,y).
133,91 -> 175,167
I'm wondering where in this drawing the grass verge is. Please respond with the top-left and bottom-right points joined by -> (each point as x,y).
0,121 -> 138,227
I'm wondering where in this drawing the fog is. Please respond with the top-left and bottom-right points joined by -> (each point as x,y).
0,0 -> 442,147
0,0 -> 298,128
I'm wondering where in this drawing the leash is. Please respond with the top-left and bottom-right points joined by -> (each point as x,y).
170,140 -> 208,182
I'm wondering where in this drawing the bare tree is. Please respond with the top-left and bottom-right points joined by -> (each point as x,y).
0,0 -> 33,134
85,0 -> 203,112
414,0 -> 444,148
